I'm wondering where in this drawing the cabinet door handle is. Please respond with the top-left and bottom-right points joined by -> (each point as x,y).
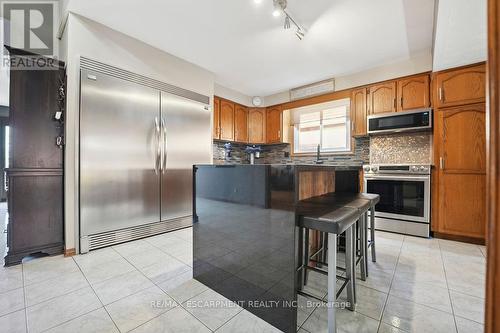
400,97 -> 403,108
439,88 -> 444,102
440,157 -> 445,170
393,98 -> 397,109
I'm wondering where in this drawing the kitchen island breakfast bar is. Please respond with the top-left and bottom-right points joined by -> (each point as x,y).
193,164 -> 376,333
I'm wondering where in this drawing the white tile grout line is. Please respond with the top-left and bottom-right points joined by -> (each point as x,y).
109,237 -> 217,333
71,252 -> 125,333
33,256 -> 123,333
438,238 -> 460,333
439,240 -> 487,326
374,234 -> 404,333
22,262 -> 28,333
16,230 -> 195,333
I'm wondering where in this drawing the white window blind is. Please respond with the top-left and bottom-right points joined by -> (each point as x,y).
291,98 -> 351,153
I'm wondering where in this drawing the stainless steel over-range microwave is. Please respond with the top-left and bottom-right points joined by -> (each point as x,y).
367,108 -> 432,135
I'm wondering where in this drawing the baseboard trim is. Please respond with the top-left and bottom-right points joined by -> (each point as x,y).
433,232 -> 486,245
64,248 -> 76,257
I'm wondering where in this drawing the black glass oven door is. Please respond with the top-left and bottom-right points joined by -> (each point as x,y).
366,178 -> 427,221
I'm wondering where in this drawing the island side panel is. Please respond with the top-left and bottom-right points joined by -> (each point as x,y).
193,165 -> 297,333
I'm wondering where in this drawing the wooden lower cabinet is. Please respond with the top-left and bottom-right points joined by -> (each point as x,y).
433,103 -> 486,240
248,108 -> 266,144
298,170 -> 335,200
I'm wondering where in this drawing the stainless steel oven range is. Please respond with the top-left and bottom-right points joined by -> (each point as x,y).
363,164 -> 431,237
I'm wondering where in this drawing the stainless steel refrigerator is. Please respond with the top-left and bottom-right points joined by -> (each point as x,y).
79,59 -> 211,253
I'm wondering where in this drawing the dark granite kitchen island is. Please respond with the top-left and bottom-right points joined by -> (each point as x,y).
192,164 -> 360,332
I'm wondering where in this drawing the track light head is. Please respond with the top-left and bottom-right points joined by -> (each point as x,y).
295,29 -> 305,40
284,15 -> 291,29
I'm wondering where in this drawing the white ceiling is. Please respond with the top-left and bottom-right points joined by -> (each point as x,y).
65,0 -> 435,97
433,0 -> 487,71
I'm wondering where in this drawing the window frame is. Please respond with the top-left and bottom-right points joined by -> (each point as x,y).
290,98 -> 353,155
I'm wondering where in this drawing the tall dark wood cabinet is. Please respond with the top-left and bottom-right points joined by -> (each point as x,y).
4,48 -> 65,266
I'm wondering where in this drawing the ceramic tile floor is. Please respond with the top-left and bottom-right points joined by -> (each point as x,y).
0,226 -> 486,333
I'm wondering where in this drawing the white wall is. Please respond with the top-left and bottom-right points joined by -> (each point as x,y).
263,51 -> 433,106
63,13 -> 215,251
214,83 -> 253,106
433,0 -> 487,71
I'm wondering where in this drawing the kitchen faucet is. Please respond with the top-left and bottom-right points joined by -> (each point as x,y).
315,144 -> 325,164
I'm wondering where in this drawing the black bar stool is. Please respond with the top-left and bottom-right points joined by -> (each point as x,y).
342,198 -> 370,279
297,206 -> 361,332
323,193 -> 380,269
357,193 -> 380,263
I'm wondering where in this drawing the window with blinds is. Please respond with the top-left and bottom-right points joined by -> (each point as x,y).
292,98 -> 351,153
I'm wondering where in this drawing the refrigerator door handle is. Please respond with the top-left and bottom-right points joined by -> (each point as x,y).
154,116 -> 160,174
161,117 -> 167,174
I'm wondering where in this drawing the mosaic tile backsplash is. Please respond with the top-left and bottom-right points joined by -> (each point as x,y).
213,137 -> 370,167
370,132 -> 432,165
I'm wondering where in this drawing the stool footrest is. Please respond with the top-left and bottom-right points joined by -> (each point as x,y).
301,264 -> 346,280
297,276 -> 354,308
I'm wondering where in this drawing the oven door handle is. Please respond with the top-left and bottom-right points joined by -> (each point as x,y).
365,175 -> 430,182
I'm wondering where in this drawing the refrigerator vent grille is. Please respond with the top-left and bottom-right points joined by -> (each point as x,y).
80,57 -> 210,105
86,217 -> 192,251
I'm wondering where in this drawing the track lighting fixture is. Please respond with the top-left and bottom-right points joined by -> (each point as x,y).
268,0 -> 306,40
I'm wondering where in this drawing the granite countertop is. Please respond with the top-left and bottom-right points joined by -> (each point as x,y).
197,163 -> 362,170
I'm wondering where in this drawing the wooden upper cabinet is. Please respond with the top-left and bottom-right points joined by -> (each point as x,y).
397,74 -> 430,111
434,64 -> 486,108
266,107 -> 282,143
248,108 -> 266,144
213,97 -> 220,139
367,81 -> 397,115
234,104 -> 248,143
219,99 -> 235,141
351,88 -> 367,136
434,104 -> 486,239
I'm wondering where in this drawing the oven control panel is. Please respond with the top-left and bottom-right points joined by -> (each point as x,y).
363,164 -> 431,175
